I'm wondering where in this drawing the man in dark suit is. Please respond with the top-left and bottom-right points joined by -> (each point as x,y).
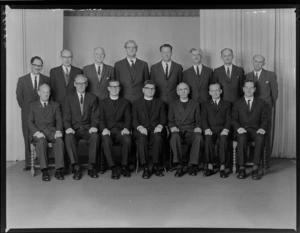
114,40 -> 149,103
132,80 -> 167,179
245,55 -> 279,168
232,80 -> 269,180
16,56 -> 50,171
169,82 -> 204,177
99,80 -> 132,180
150,44 -> 183,106
28,84 -> 65,181
50,49 -> 83,104
63,74 -> 100,180
183,48 -> 213,104
83,47 -> 115,101
213,48 -> 245,103
202,83 -> 231,178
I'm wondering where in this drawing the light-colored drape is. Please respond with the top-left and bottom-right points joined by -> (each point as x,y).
6,6 -> 63,161
199,9 -> 296,158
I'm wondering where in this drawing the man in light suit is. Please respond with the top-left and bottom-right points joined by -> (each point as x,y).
169,82 -> 204,177
232,80 -> 269,180
132,80 -> 167,179
213,48 -> 245,103
99,80 -> 132,180
83,47 -> 115,101
16,56 -> 50,171
202,83 -> 231,178
183,48 -> 213,104
28,84 -> 65,181
63,74 -> 100,180
245,55 -> 279,168
114,40 -> 149,103
50,49 -> 83,104
150,44 -> 183,106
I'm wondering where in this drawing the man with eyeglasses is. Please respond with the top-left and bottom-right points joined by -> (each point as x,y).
50,49 -> 83,104
63,74 -> 100,180
99,80 -> 132,179
169,82 -> 204,177
83,47 -> 115,101
132,80 -> 167,179
114,40 -> 149,103
16,56 -> 50,171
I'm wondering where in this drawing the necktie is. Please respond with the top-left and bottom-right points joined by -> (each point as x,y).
34,76 -> 37,95
130,60 -> 134,67
255,72 -> 259,81
98,66 -> 102,82
65,68 -> 69,85
129,60 -> 136,82
165,63 -> 169,79
214,100 -> 218,106
43,102 -> 47,108
80,94 -> 83,105
226,67 -> 230,78
196,66 -> 200,76
247,99 -> 251,112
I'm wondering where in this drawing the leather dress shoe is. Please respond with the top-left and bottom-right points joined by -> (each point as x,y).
111,167 -> 119,180
220,170 -> 228,178
153,166 -> 164,177
188,166 -> 197,176
121,167 -> 131,177
252,169 -> 261,180
23,166 -> 31,171
88,168 -> 99,178
73,169 -> 82,180
142,167 -> 151,179
55,168 -> 65,180
203,169 -> 214,177
42,170 -> 50,182
237,169 -> 246,179
175,168 -> 183,177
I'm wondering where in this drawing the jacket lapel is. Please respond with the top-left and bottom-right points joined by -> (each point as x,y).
100,64 -> 107,83
168,62 -> 175,80
82,93 -> 89,118
198,66 -> 205,88
26,74 -> 35,94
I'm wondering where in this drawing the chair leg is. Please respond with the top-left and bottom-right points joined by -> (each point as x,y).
30,144 -> 36,177
232,141 -> 237,173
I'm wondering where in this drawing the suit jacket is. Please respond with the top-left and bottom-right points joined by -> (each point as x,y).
83,63 -> 115,100
50,65 -> 83,104
245,69 -> 279,108
28,100 -> 63,136
63,91 -> 99,130
202,99 -> 231,132
213,65 -> 245,103
99,97 -> 132,131
132,97 -> 167,131
231,97 -> 269,132
150,61 -> 183,104
168,99 -> 201,132
16,73 -> 50,120
114,58 -> 149,102
183,65 -> 213,103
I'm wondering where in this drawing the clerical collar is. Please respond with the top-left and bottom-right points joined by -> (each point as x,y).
144,96 -> 153,101
110,96 -> 119,100
180,98 -> 188,103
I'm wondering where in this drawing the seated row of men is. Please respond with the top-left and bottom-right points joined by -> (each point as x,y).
28,74 -> 269,182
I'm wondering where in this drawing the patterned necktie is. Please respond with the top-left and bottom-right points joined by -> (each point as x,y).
227,67 -> 230,78
247,99 -> 251,112
65,68 -> 69,85
196,66 -> 200,76
34,76 -> 38,95
98,66 -> 102,82
255,72 -> 259,81
165,63 -> 169,79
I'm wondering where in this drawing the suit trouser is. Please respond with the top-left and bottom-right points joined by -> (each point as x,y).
236,128 -> 265,166
170,131 -> 204,165
135,130 -> 164,165
32,130 -> 65,170
65,127 -> 100,168
21,117 -> 31,167
101,128 -> 132,167
204,130 -> 228,165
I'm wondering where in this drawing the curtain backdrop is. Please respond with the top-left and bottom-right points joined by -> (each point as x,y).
6,8 -> 296,160
6,6 -> 63,161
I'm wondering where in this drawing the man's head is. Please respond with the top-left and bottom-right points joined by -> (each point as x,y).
176,82 -> 190,100
243,80 -> 256,98
221,48 -> 234,65
190,48 -> 203,65
252,55 -> 265,72
74,74 -> 88,94
124,40 -> 138,59
30,56 -> 43,75
61,49 -> 73,67
108,80 -> 121,97
38,84 -> 51,102
93,47 -> 106,65
209,82 -> 222,100
160,44 -> 172,62
142,80 -> 156,98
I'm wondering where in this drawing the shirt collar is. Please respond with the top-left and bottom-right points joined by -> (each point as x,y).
40,100 -> 48,105
77,91 -> 85,97
213,98 -> 220,104
144,96 -> 153,101
110,95 -> 119,100
94,63 -> 103,69
224,64 -> 233,69
254,69 -> 262,77
162,60 -> 172,66
127,57 -> 137,64
62,65 -> 71,71
245,96 -> 254,102
30,73 -> 40,79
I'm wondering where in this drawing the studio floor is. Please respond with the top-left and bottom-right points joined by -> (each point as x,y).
6,158 -> 296,230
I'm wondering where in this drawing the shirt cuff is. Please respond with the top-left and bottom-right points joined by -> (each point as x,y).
137,125 -> 143,131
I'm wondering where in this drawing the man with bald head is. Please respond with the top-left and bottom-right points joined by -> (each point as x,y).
246,55 -> 278,168
183,48 -> 213,104
83,47 -> 115,101
50,49 -> 83,104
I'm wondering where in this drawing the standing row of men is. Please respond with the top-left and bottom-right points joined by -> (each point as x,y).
16,40 -> 278,180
